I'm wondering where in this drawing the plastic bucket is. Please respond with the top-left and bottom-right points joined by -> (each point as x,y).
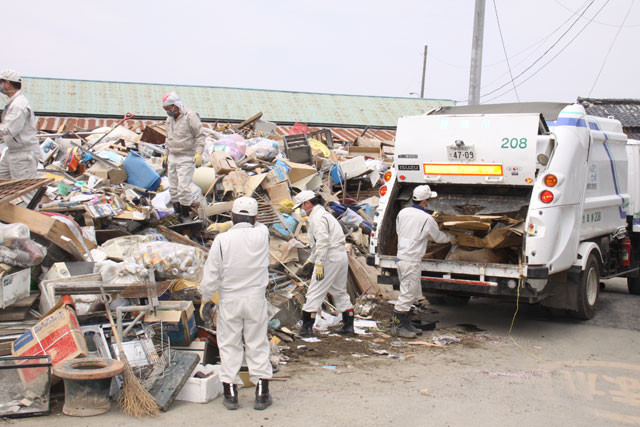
123,151 -> 161,191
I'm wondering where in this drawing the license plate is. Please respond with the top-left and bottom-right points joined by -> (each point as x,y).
447,145 -> 476,162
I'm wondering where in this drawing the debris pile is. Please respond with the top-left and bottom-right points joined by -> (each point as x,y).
0,112 -> 414,418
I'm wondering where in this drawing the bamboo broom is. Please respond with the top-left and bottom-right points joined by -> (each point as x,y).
100,287 -> 159,418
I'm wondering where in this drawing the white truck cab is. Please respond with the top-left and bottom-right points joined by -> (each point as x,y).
369,102 -> 640,319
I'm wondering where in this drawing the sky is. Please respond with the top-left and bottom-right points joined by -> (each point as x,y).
5,0 -> 639,105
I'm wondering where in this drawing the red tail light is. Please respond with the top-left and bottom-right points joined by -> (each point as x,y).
384,171 -> 392,182
379,186 -> 388,197
540,190 -> 554,203
622,238 -> 631,267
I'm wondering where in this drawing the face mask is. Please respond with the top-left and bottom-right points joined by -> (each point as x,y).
165,109 -> 176,118
0,82 -> 7,96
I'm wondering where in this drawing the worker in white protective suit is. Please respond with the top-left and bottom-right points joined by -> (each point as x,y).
394,185 -> 455,338
161,92 -> 205,221
0,70 -> 42,204
293,190 -> 355,337
199,197 -> 273,411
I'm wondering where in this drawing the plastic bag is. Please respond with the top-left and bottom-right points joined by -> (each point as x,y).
0,239 -> 46,267
131,242 -> 207,281
97,260 -> 149,284
0,223 -> 30,244
213,134 -> 246,161
246,138 -> 280,161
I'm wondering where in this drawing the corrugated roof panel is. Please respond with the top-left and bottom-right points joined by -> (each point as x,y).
22,77 -> 454,127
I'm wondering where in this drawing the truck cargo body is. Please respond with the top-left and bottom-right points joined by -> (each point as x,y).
369,103 -> 640,319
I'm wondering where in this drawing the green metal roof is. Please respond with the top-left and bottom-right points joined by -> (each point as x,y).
20,77 -> 455,127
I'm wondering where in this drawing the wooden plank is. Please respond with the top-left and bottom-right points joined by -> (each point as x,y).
148,350 -> 199,411
157,225 -> 208,252
0,178 -> 54,206
0,204 -> 94,260
347,250 -> 387,298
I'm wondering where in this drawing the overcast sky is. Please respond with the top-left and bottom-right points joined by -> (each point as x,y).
5,0 -> 639,104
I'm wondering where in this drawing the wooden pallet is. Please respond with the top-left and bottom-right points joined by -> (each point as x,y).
0,178 -> 54,206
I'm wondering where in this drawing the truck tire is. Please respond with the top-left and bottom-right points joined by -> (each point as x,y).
427,295 -> 471,306
628,276 -> 640,295
573,254 -> 600,320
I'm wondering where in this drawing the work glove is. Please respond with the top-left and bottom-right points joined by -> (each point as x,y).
432,210 -> 440,218
161,155 -> 168,168
315,264 -> 325,281
299,261 -> 314,279
450,235 -> 458,245
193,152 -> 203,167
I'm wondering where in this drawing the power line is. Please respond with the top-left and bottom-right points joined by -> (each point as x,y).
478,0 -> 596,100
492,0 -> 520,101
483,0 -> 611,103
455,0 -> 597,103
554,0 -> 640,27
588,0 -> 634,96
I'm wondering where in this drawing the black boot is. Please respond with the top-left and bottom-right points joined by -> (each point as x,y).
180,204 -> 191,222
299,311 -> 314,337
391,311 -> 417,339
339,310 -> 355,336
254,378 -> 272,410
172,202 -> 181,215
222,382 -> 239,410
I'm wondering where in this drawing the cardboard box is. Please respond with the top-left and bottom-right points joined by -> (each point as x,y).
0,268 -> 31,309
261,166 -> 288,188
12,305 -> 88,382
356,136 -> 382,148
144,301 -> 197,346
266,182 -> 291,204
211,151 -> 237,174
348,145 -> 382,159
283,160 -> 316,183
87,163 -> 127,185
176,364 -> 222,403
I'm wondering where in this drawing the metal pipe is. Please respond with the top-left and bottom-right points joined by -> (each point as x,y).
115,305 -> 150,339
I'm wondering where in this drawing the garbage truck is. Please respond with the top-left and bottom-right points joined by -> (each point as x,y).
368,102 -> 640,319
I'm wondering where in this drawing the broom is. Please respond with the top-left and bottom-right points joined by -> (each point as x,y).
100,287 -> 159,418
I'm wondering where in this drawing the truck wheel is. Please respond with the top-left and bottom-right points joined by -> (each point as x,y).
574,254 -> 600,320
628,276 -> 640,295
427,295 -> 471,306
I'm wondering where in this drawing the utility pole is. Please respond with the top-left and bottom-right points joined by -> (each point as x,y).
468,0 -> 486,105
420,45 -> 428,98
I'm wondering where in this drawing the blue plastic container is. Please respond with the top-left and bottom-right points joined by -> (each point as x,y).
123,151 -> 161,191
272,214 -> 298,238
330,165 -> 345,185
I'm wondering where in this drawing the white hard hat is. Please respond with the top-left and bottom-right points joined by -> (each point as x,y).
293,190 -> 316,209
412,185 -> 437,201
0,69 -> 21,83
231,197 -> 258,216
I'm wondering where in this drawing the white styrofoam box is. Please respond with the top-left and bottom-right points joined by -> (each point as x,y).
339,156 -> 369,179
176,364 -> 222,404
0,268 -> 30,308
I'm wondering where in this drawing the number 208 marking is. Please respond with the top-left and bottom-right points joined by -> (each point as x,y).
501,137 -> 527,149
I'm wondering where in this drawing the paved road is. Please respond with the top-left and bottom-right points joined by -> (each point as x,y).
21,278 -> 640,427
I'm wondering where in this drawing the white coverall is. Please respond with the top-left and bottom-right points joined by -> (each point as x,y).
165,107 -> 205,206
302,205 -> 353,313
0,91 -> 41,182
199,222 -> 273,385
395,205 -> 452,312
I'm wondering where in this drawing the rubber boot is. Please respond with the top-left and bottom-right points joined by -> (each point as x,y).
299,311 -> 314,337
180,204 -> 191,222
172,202 -> 181,215
338,310 -> 355,336
407,308 -> 423,336
254,379 -> 273,410
222,382 -> 239,410
391,311 -> 417,339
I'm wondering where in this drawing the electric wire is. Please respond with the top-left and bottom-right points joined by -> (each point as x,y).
587,0 -> 634,96
478,0 -> 596,100
481,0 -> 611,103
554,0 -> 640,27
492,0 -> 520,101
